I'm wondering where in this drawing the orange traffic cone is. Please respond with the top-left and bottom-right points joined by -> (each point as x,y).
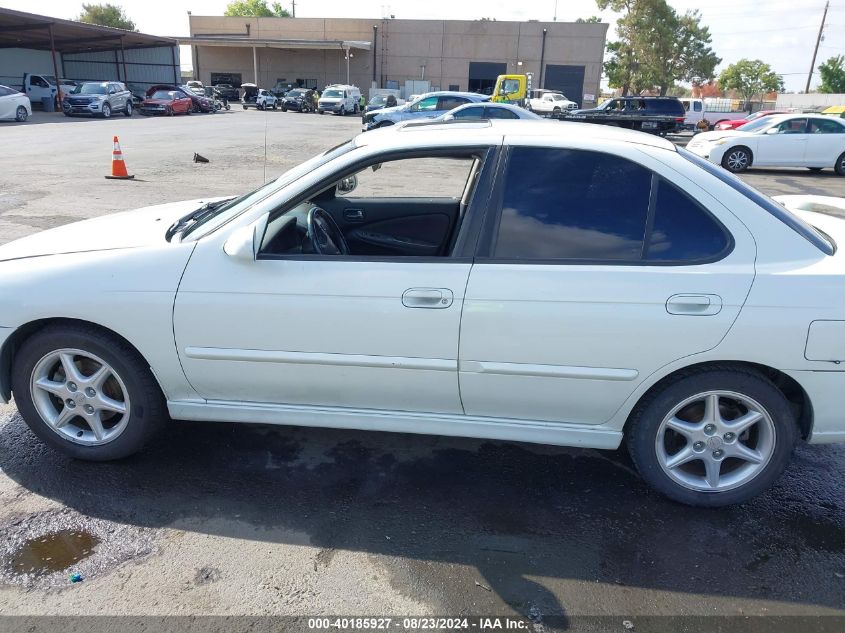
105,136 -> 134,180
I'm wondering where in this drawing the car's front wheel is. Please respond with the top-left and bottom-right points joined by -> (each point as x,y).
12,324 -> 167,461
722,146 -> 751,173
124,101 -> 132,117
101,103 -> 111,118
15,105 -> 28,122
626,367 -> 797,506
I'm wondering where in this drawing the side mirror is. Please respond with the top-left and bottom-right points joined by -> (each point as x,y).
766,127 -> 779,135
224,225 -> 256,261
336,174 -> 358,194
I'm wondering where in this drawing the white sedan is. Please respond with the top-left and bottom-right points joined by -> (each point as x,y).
437,102 -> 541,121
687,113 -> 845,174
0,84 -> 31,122
2,120 -> 845,507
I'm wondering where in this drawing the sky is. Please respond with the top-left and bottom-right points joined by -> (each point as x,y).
5,0 -> 845,92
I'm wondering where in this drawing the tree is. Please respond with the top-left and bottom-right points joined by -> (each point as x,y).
76,3 -> 136,30
818,55 -> 845,94
597,0 -> 719,95
718,59 -> 783,109
576,16 -> 602,23
224,0 -> 291,17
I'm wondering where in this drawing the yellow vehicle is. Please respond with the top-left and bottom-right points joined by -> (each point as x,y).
821,105 -> 845,119
491,73 -> 533,106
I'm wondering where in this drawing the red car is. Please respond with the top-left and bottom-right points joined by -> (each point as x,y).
714,110 -> 788,131
139,85 -> 193,116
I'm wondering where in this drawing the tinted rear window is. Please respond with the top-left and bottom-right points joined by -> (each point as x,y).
646,99 -> 685,115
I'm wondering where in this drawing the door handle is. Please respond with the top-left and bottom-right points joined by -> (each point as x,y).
666,294 -> 722,316
343,208 -> 365,221
402,288 -> 453,309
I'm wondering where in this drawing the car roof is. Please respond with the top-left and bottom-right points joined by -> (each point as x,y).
356,119 -> 677,151
766,112 -> 843,124
415,91 -> 490,100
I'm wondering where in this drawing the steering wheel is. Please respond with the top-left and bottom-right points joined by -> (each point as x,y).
307,206 -> 349,256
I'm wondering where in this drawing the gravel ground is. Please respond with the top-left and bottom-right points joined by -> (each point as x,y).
0,110 -> 844,631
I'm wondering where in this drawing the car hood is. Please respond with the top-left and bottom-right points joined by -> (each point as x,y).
374,104 -> 405,116
143,98 -> 173,105
0,198 -> 220,263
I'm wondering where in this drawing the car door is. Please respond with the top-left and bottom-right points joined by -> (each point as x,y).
805,117 -> 845,166
173,147 -> 496,414
758,117 -> 809,166
0,87 -> 12,119
458,140 -> 755,425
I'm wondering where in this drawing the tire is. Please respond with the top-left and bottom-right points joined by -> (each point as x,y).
318,109 -> 324,115
552,106 -> 561,119
281,104 -> 287,112
102,103 -> 111,118
16,106 -> 29,122
354,104 -> 360,114
626,367 -> 797,507
339,105 -> 345,116
835,152 -> 845,176
11,324 -> 167,461
721,146 -> 751,173
124,101 -> 132,117
271,102 -> 277,110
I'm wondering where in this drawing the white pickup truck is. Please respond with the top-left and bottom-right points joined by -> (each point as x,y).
679,97 -> 750,131
527,89 -> 578,116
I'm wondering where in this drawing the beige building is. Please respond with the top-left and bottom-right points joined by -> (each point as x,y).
182,16 -> 607,106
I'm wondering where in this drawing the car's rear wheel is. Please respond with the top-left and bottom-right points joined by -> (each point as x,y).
626,367 -> 797,506
124,101 -> 132,117
102,103 -> 111,118
835,152 -> 845,176
12,324 -> 167,461
722,146 -> 751,173
15,105 -> 28,122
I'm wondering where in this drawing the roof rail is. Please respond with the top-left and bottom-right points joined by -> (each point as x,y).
398,119 -> 493,130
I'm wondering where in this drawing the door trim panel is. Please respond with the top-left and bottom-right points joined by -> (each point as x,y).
459,360 -> 639,381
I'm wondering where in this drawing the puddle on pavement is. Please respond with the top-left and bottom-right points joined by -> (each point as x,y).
9,530 -> 100,577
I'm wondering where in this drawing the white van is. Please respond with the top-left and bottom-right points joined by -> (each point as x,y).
318,84 -> 361,116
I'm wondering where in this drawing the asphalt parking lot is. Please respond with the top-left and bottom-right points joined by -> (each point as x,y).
1,109 -> 845,631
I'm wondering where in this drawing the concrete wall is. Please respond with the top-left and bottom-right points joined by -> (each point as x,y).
188,16 -> 607,105
776,93 -> 845,109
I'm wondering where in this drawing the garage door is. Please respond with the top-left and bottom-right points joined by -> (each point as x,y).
468,62 -> 507,95
544,65 -> 585,106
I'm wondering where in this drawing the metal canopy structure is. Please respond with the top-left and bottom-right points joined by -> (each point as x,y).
174,36 -> 371,52
0,7 -> 176,53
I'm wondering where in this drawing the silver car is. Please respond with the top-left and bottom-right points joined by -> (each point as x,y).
62,81 -> 134,118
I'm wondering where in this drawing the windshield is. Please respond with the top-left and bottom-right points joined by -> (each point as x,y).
736,117 -> 778,133
322,89 -> 343,98
180,140 -> 358,239
288,89 -> 307,97
151,90 -> 175,100
74,83 -> 107,95
549,94 -> 566,101
369,95 -> 387,105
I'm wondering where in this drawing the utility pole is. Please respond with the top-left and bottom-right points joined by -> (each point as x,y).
553,0 -> 558,21
291,0 -> 296,18
805,0 -> 829,93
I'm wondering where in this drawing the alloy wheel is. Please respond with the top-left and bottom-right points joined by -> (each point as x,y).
29,348 -> 131,446
726,149 -> 748,172
655,390 -> 776,493
16,106 -> 27,122
102,103 -> 111,118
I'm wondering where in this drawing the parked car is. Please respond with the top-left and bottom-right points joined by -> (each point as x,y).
139,86 -> 193,116
0,84 -> 31,122
318,84 -> 362,115
362,91 -> 490,130
821,106 -> 845,119
242,86 -> 278,110
714,110 -> 788,131
686,113 -> 845,174
19,73 -> 65,109
62,81 -> 133,118
678,98 -> 750,131
527,89 -> 578,116
438,102 -> 542,121
281,88 -> 315,112
213,83 -> 240,101
179,85 -> 215,113
185,80 -> 204,94
2,120 -> 845,508
364,93 -> 404,114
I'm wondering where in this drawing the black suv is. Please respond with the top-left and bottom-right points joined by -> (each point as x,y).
566,96 -> 685,134
281,88 -> 316,113
213,83 -> 240,101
